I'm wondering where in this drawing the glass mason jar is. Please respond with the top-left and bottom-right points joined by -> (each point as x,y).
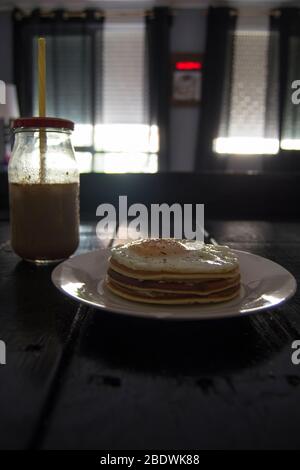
8,117 -> 79,264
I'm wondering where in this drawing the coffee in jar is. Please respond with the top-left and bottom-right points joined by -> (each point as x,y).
8,117 -> 79,263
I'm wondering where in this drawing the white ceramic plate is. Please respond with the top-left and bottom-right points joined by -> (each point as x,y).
52,249 -> 297,320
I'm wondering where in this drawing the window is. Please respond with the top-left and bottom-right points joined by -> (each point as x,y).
214,14 -> 279,156
93,19 -> 158,173
33,18 -> 158,173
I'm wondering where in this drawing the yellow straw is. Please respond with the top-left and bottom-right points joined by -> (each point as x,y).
38,38 -> 46,117
38,37 -> 46,182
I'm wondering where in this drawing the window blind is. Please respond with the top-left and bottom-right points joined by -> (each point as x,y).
33,35 -> 93,126
94,18 -> 158,172
215,14 -> 279,155
102,20 -> 148,125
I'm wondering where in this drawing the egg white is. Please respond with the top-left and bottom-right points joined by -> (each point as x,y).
111,239 -> 239,273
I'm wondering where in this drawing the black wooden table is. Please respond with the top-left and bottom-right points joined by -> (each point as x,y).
0,218 -> 300,450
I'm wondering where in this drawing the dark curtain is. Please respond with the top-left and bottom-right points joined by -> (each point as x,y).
146,7 -> 172,171
195,7 -> 237,171
265,12 -> 280,141
13,8 -> 103,128
262,11 -> 280,172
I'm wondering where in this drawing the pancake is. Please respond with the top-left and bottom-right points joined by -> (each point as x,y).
106,239 -> 240,305
106,279 -> 241,305
107,267 -> 241,295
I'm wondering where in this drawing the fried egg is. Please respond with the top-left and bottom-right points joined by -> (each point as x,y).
110,239 -> 239,273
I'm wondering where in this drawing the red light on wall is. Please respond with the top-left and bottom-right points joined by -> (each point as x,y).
175,61 -> 202,71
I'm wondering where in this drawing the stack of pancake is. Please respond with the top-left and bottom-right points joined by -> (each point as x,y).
106,239 -> 240,305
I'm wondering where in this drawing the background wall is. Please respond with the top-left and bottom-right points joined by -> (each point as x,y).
170,9 -> 206,172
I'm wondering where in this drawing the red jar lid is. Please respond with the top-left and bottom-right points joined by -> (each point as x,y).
12,117 -> 74,131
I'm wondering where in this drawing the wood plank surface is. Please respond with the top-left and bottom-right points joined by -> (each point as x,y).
36,220 -> 300,450
0,222 -> 113,449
